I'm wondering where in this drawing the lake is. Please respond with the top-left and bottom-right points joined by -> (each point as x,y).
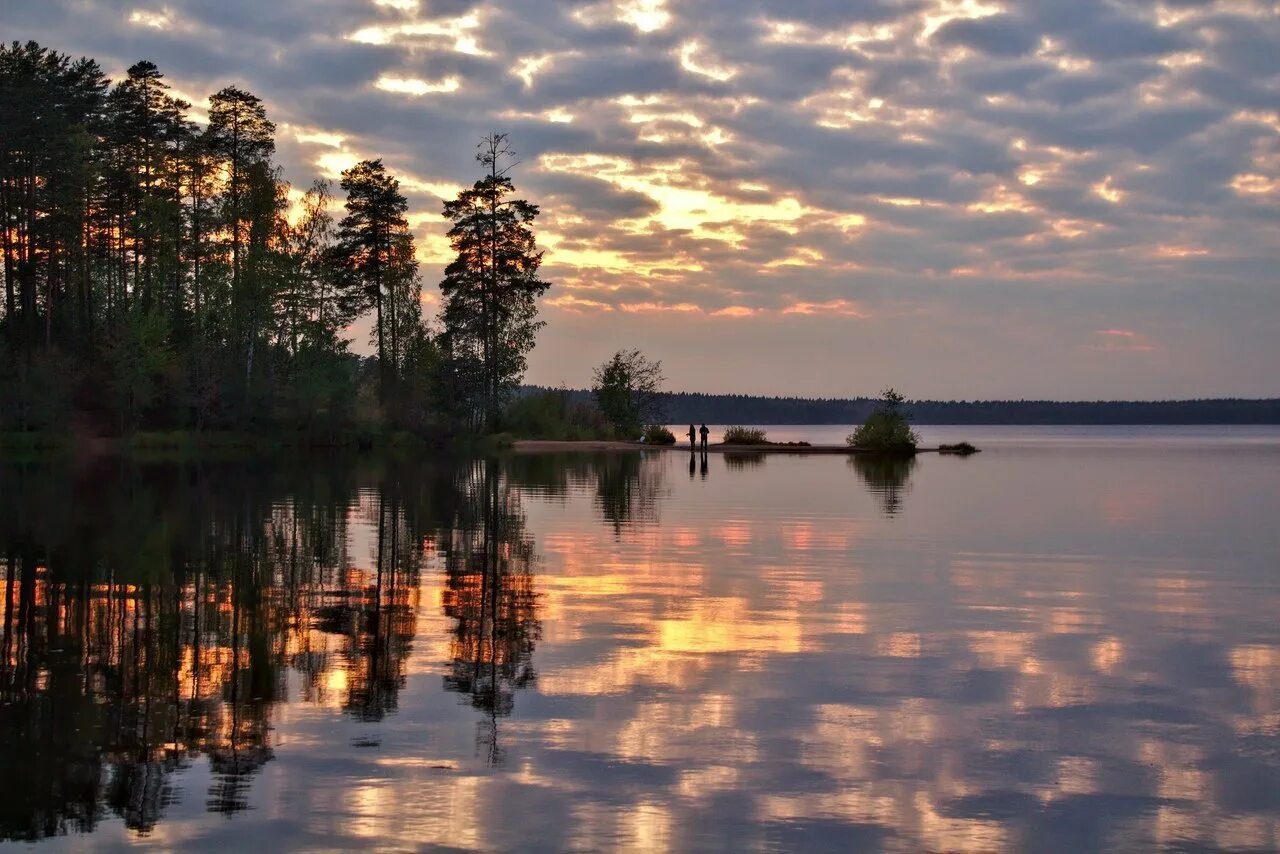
2,427 -> 1278,852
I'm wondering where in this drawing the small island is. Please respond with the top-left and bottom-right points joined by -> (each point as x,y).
511,387 -> 980,456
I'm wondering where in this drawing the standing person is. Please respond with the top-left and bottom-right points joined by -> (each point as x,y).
699,423 -> 710,452
687,424 -> 697,451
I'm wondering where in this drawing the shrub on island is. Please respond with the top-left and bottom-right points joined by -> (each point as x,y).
939,441 -> 979,455
723,426 -> 768,445
847,388 -> 919,454
643,425 -> 677,444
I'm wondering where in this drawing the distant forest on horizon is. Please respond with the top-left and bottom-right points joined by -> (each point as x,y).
525,387 -> 1280,425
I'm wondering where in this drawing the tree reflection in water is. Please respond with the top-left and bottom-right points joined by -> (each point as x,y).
0,458 -> 441,839
850,454 -> 917,516
0,451 -> 636,836
439,460 -> 541,765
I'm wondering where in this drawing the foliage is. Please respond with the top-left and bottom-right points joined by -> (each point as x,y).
939,441 -> 979,455
105,308 -> 176,432
847,388 -> 919,452
499,389 -> 615,440
723,426 -> 768,444
592,349 -> 665,438
642,424 -> 676,445
0,41 -> 527,443
439,134 -> 550,431
332,159 -> 423,420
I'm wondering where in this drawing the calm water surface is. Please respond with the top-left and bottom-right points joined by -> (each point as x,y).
2,427 -> 1279,852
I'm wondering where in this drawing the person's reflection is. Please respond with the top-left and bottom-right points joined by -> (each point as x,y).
700,452 -> 709,479
690,451 -> 697,479
850,454 -> 917,517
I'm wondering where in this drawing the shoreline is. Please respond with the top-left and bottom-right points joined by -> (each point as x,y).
510,440 -> 963,455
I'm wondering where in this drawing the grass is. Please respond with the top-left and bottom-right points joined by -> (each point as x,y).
722,426 -> 768,445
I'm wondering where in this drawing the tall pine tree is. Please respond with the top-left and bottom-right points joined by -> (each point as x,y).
332,159 -> 421,416
439,134 -> 549,430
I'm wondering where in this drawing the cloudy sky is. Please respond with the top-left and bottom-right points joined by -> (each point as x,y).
11,0 -> 1279,399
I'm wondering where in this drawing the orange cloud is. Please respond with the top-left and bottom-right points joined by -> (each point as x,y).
546,294 -> 615,312
1085,329 -> 1161,353
781,299 -> 866,318
710,305 -> 761,318
619,301 -> 703,313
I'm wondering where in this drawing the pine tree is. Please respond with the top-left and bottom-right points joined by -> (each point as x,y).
439,133 -> 549,430
332,159 -> 419,411
204,85 -> 275,387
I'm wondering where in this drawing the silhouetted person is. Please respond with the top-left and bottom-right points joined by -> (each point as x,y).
687,424 -> 696,451
699,424 -> 710,452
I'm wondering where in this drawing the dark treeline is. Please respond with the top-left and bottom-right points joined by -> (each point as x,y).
0,42 -> 545,439
525,387 -> 1280,425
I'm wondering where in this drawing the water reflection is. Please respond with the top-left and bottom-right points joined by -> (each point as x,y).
0,459 -> 455,838
439,461 -> 540,763
850,453 -> 916,516
1,444 -> 1278,851
723,451 -> 766,470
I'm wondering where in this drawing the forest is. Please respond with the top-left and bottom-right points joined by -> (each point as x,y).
530,388 -> 1280,425
0,41 -> 547,442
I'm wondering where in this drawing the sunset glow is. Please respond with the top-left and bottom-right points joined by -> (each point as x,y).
10,0 -> 1280,398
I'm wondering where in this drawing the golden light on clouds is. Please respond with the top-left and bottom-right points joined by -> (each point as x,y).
678,41 -> 736,82
347,10 -> 485,54
537,152 -> 817,242
546,293 -> 616,312
1095,176 -> 1124,203
1152,245 -> 1211,258
782,299 -> 866,317
127,8 -> 172,29
316,150 -> 361,177
99,0 -> 1269,388
620,301 -> 702,314
571,0 -> 670,32
619,0 -> 670,33
968,184 -> 1035,214
375,75 -> 460,96
294,128 -> 345,148
765,247 -> 827,268
919,0 -> 1004,39
1232,173 -> 1279,195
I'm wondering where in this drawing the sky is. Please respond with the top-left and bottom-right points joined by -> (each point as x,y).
9,0 -> 1279,400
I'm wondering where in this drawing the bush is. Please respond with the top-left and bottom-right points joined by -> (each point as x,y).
723,426 -> 768,445
643,425 -> 676,444
847,388 -> 919,453
939,441 -> 979,455
501,390 -> 616,440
